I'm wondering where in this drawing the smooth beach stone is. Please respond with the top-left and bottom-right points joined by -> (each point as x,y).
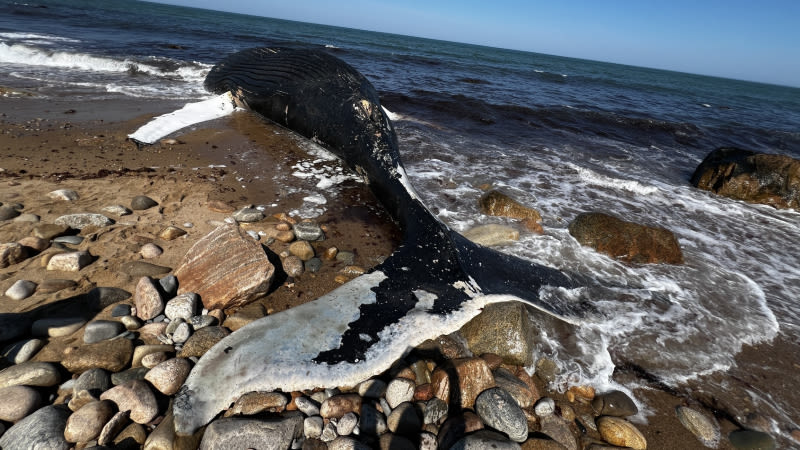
13,213 -> 39,223
320,394 -> 363,419
32,223 -> 70,240
54,213 -> 113,229
0,405 -> 70,450
31,316 -> 86,337
534,397 -> 556,417
17,235 -> 48,251
64,399 -> 116,443
83,320 -> 126,344
2,338 -> 45,364
493,367 -> 536,408
335,250 -> 355,265
131,195 -> 158,210
53,235 -> 84,245
0,206 -> 21,221
0,242 -> 28,268
177,326 -> 231,358
120,315 -> 142,330
140,351 -> 169,368
357,378 -> 387,398
87,286 -> 132,310
61,337 -> 134,373
676,406 -> 720,447
449,357 -> 496,409
596,416 -> 647,450
100,380 -> 158,425
386,377 -> 416,409
159,225 -> 187,240
359,403 -> 388,436
288,240 -> 315,261
165,292 -> 200,320
132,344 -> 175,367
111,304 -> 132,317
101,204 -> 132,217
189,314 -> 217,330
46,251 -> 93,271
305,416 -> 324,439
421,397 -> 449,425
144,357 -> 192,395
462,224 -> 520,247
5,279 -> 37,300
387,402 -> 422,436
232,207 -> 264,222
111,367 -> 150,386
139,242 -> 163,258
336,412 -> 358,436
158,275 -> 179,298
100,410 -> 135,446
282,255 -> 304,277
0,385 -> 42,421
198,416 -> 303,450
475,387 -> 528,442
134,276 -> 164,320
295,396 -> 321,417
293,222 -> 324,241
74,368 -> 112,396
47,189 -> 79,201
592,390 -> 638,417
460,301 -> 536,366
378,434 -> 416,450
450,429 -> 521,450
171,322 -> 192,344
226,391 -> 288,416
321,421 -> 338,441
304,257 -> 323,273
729,429 -> 776,450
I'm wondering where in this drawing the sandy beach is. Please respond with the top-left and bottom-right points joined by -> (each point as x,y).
1,95 -> 794,449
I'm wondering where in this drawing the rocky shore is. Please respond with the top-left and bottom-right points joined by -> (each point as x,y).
0,97 -> 792,449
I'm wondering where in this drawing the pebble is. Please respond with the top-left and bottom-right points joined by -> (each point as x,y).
596,416 -> 647,450
305,415 -> 324,439
54,213 -> 113,229
101,204 -> 132,216
165,292 -> 200,320
0,405 -> 70,450
13,212 -> 39,222
74,368 -> 112,395
100,379 -> 159,424
360,403 -> 388,436
232,207 -> 264,222
335,250 -> 355,265
0,242 -> 28,269
37,278 -> 77,293
87,286 -> 132,309
132,344 -> 175,367
592,390 -> 638,417
139,242 -> 163,258
31,317 -> 86,337
449,357 -> 496,409
178,326 -> 231,358
2,338 -> 44,364
141,351 -> 169,368
0,360 -> 61,388
475,387 -> 528,442
145,357 -> 192,395
336,412 -> 359,436
83,319 -> 126,343
32,223 -> 69,240
68,389 -> 98,412
421,397 -> 449,425
4,279 -> 37,300
282,255 -> 304,277
131,195 -> 158,210
321,421 -> 338,441
386,377 -> 416,408
122,260 -> 172,277
53,235 -> 84,245
0,385 -> 41,421
387,401 -> 422,436
48,188 -> 79,201
226,391 -> 288,416
728,429 -> 776,450
111,304 -> 132,317
296,396 -> 321,416
0,205 -> 21,221
534,397 -> 556,417
64,399 -> 116,443
289,240 -> 315,261
17,236 -> 49,251
120,315 -> 142,330
46,250 -> 93,271
540,415 -> 577,450
304,257 -> 323,273
358,378 -> 387,398
676,406 -> 720,447
159,273 -> 179,296
134,276 -> 164,320
190,314 -> 217,330
61,337 -> 134,373
198,416 -> 303,450
111,367 -> 150,385
159,225 -> 187,240
320,393 -> 363,419
330,436 -> 371,450
294,222 -> 324,241
100,410 -> 134,446
172,321 -> 192,343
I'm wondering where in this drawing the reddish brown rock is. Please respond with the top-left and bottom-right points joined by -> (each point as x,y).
444,358 -> 496,409
174,223 -> 275,310
568,212 -> 683,264
320,393 -> 362,419
61,338 -> 134,373
691,147 -> 800,210
478,190 -> 542,222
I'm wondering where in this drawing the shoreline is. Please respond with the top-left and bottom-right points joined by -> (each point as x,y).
1,95 -> 794,448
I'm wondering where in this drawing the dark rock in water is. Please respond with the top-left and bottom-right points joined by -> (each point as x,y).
0,404 -> 70,450
131,195 -> 158,210
568,212 -> 683,264
198,415 -> 303,450
728,429 -> 776,450
478,189 -> 542,222
691,147 -> 800,210
592,390 -> 638,417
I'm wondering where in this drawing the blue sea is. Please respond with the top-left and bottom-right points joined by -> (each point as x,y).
2,0 -> 800,441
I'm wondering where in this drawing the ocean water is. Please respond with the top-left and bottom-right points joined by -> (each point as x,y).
3,0 -> 800,439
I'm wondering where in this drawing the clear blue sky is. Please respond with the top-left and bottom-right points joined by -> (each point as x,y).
151,0 -> 799,87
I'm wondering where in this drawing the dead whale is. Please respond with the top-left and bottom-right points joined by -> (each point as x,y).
131,47 -> 586,435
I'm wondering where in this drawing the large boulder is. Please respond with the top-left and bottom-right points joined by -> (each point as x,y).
175,224 -> 275,310
568,212 -> 683,264
459,302 -> 536,366
690,147 -> 800,210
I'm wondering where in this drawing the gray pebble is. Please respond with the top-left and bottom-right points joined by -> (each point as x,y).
165,292 -> 199,321
592,390 -> 638,417
159,274 -> 179,297
293,222 -> 324,241
199,416 -> 303,449
83,320 -> 126,344
74,368 -> 111,396
5,279 -> 37,300
421,397 -> 448,425
450,429 -> 521,449
305,257 -> 323,273
475,387 -> 528,442
13,213 -> 39,222
54,213 -> 113,230
336,412 -> 358,436
189,315 -> 217,330
53,235 -> 84,245
335,251 -> 355,265
387,402 -> 422,436
101,204 -> 132,217
110,367 -> 150,386
232,207 -> 264,223
111,304 -> 132,317
172,322 -> 192,344
385,378 -> 415,409
0,405 -> 70,450
305,415 -> 324,439
131,195 -> 158,210
0,206 -> 21,221
321,421 -> 338,442
295,396 -> 321,416
1,338 -> 45,364
47,189 -> 79,201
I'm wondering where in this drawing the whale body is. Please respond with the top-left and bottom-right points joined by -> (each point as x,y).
155,47 -> 586,434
